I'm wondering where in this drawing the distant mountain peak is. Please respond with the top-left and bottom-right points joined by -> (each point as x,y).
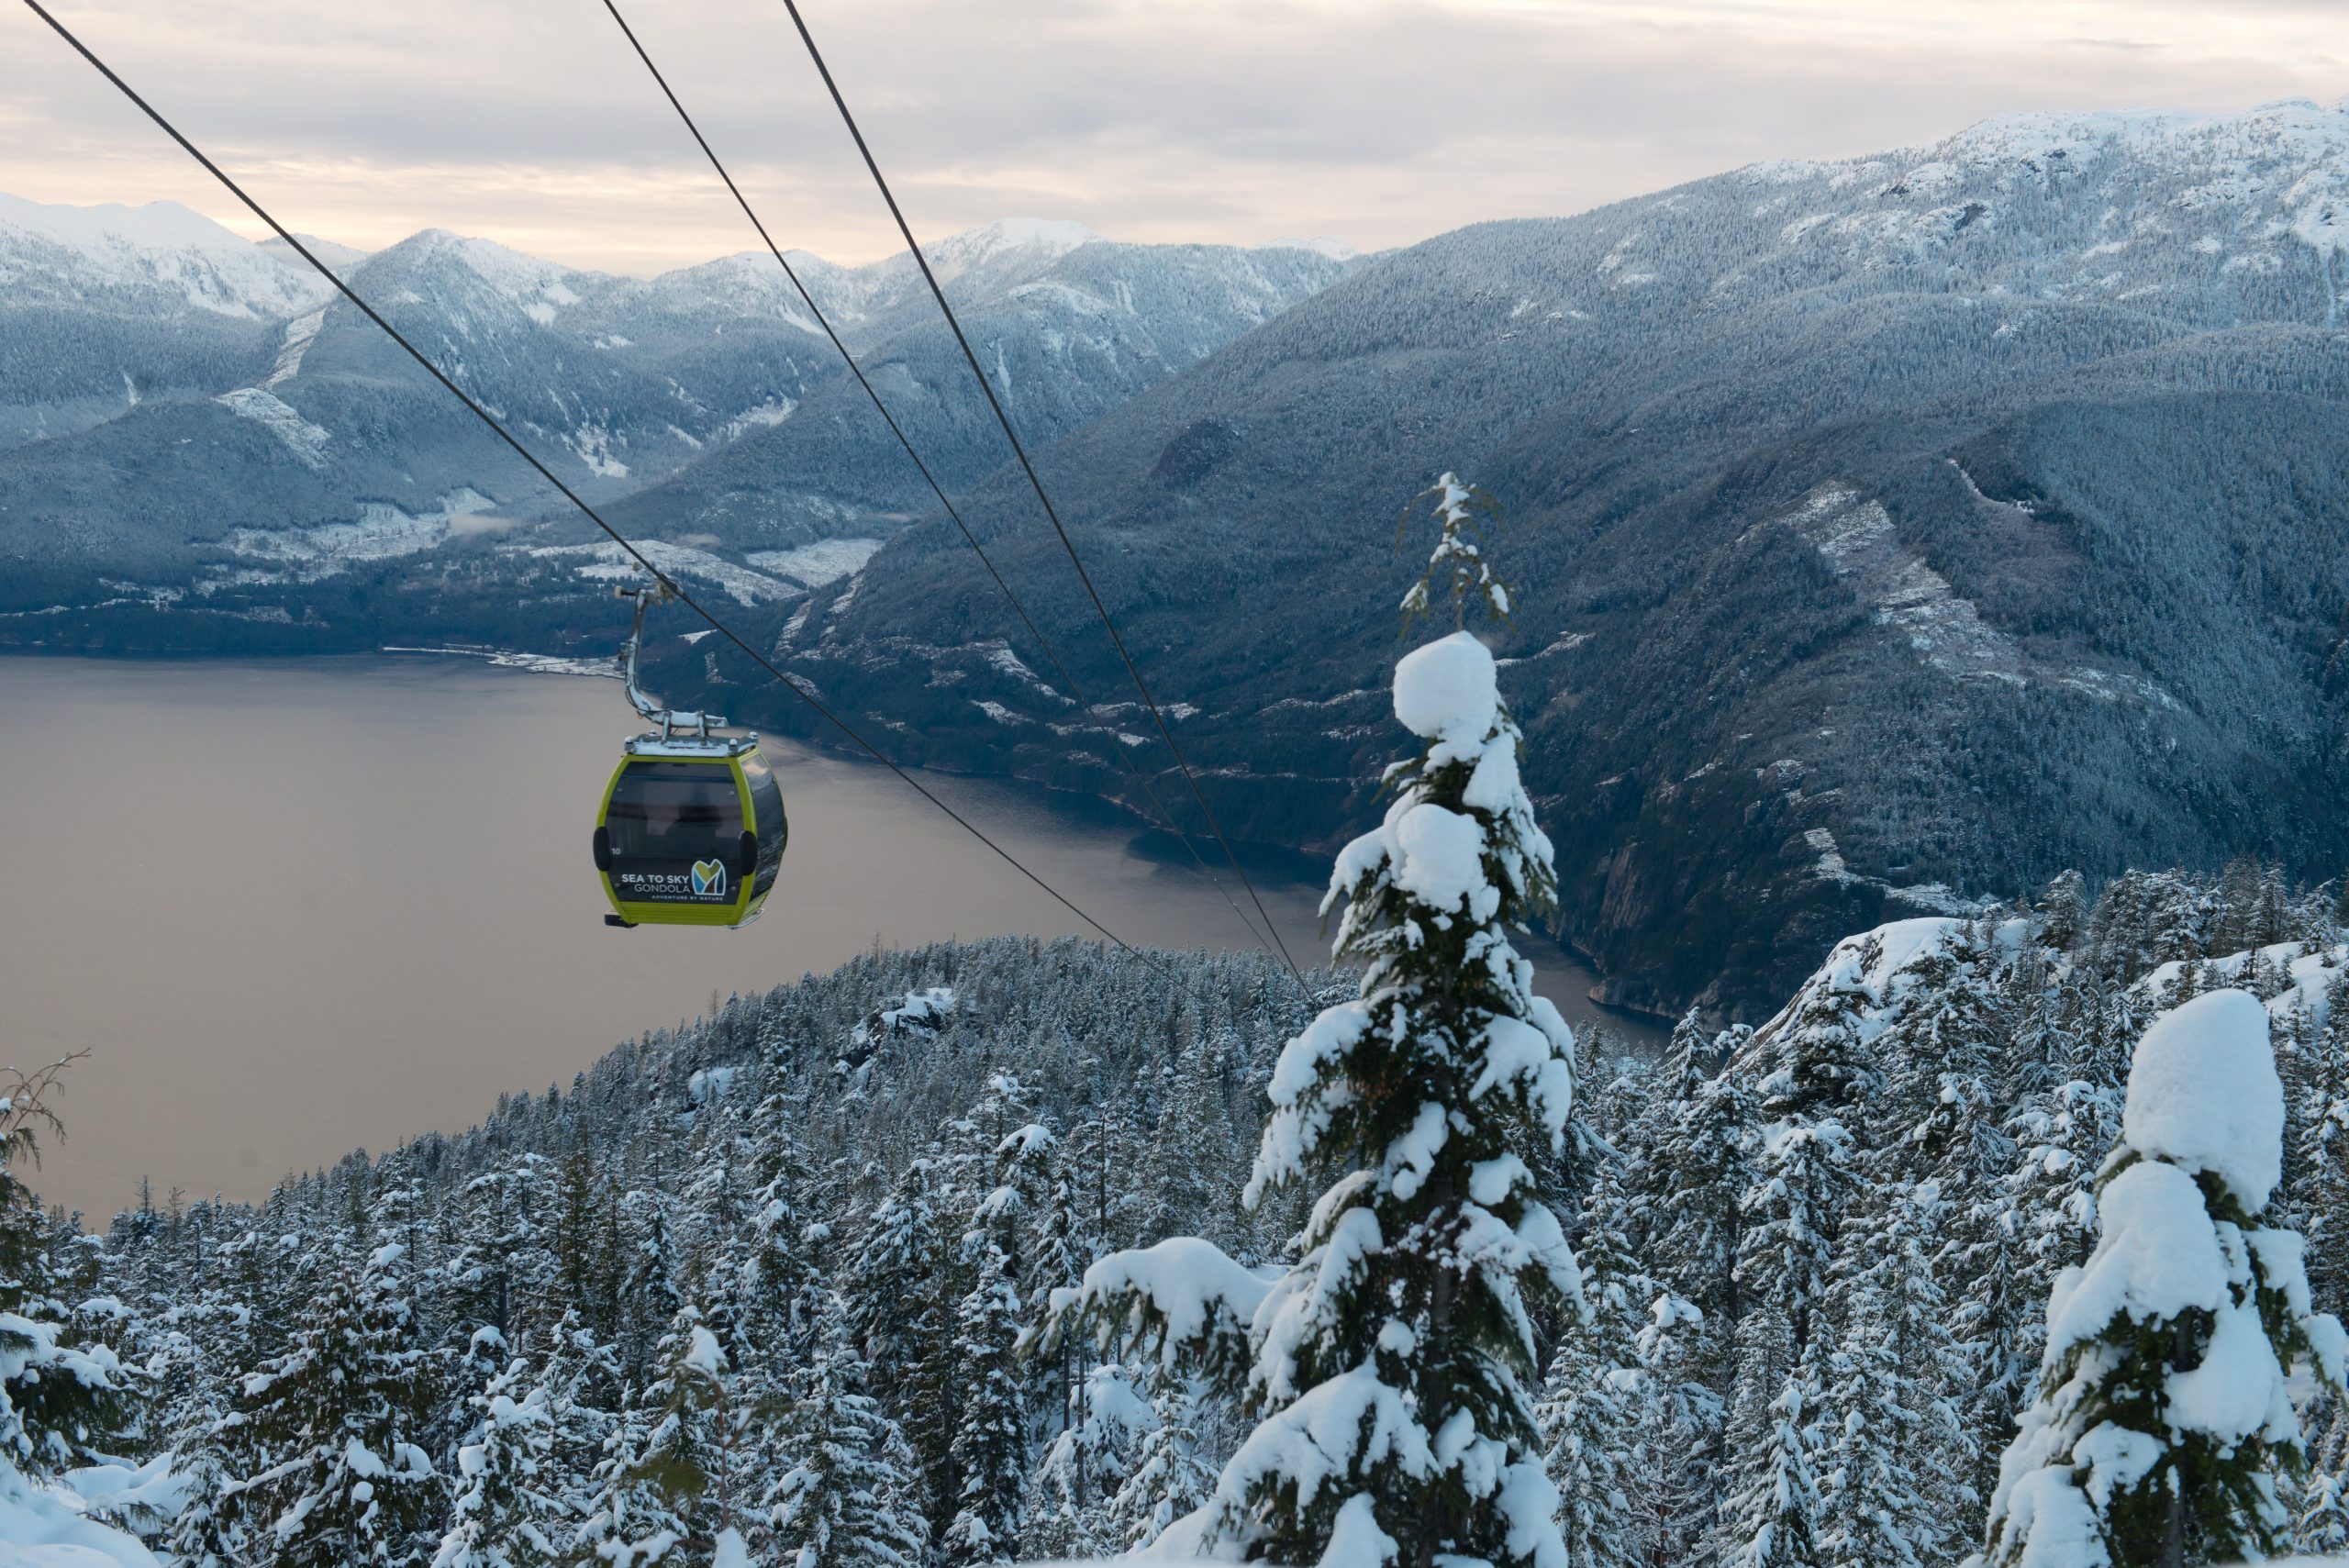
362,228 -> 600,325
0,191 -> 332,320
1741,97 -> 2349,193
1264,236 -> 1360,261
1932,95 -> 2348,165
948,216 -> 1102,252
922,217 -> 1102,282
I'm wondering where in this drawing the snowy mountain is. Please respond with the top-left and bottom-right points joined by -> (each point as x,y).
0,193 -> 331,320
0,206 -> 1358,626
785,97 -> 2349,1016
0,195 -> 337,452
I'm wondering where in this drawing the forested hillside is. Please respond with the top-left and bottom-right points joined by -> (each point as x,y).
6,856 -> 2348,1566
765,97 -> 2349,1017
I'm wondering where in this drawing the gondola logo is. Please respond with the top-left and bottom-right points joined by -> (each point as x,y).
691,859 -> 728,897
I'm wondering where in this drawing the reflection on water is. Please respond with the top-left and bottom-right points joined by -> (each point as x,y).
0,654 -> 1659,1219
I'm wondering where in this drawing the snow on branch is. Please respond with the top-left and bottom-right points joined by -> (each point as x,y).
1397,472 -> 1511,631
1031,1237 -> 1272,1395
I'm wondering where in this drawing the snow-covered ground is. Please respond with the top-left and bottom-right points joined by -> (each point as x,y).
744,536 -> 884,590
226,489 -> 499,576
0,1472 -> 161,1568
518,539 -> 796,606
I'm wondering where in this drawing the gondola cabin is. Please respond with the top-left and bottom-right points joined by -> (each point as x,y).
593,734 -> 786,929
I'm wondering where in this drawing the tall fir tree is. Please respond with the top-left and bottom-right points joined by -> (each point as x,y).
845,1156 -> 961,1529
1734,1118 -> 1856,1361
1197,477 -> 1579,1567
0,1059 -> 128,1485
431,1356 -> 570,1568
238,1246 -> 442,1568
2298,968 -> 2349,1316
768,1310 -> 929,1568
1036,479 -> 1581,1567
1105,1371 -> 1219,1553
1632,1059 -> 1755,1392
1720,1313 -> 1824,1568
1813,1184 -> 1971,1568
1535,1161 -> 1653,1568
941,1241 -> 1027,1564
1986,990 -> 2349,1568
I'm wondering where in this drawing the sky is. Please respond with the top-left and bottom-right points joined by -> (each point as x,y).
2,0 -> 2343,274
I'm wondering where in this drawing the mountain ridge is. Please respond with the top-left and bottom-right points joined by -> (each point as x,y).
0,198 -> 1361,620
772,96 -> 2349,1017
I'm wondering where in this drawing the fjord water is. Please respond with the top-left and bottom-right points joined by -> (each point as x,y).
0,655 -> 1653,1219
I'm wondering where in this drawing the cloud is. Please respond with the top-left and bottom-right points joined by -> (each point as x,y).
2,0 -> 2339,272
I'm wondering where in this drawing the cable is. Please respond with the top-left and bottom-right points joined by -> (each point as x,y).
595,0 -> 1286,964
772,0 -> 1308,988
17,0 -> 1157,967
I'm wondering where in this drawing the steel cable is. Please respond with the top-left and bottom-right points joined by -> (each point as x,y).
17,0 -> 1163,967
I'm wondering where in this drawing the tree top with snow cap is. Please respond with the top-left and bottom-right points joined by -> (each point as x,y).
2121,987 -> 2284,1209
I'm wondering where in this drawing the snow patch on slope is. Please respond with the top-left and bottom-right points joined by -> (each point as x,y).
720,397 -> 798,442
1774,484 -> 2179,708
0,1468 -> 161,1567
523,539 -> 794,606
744,537 -> 883,589
225,488 -> 498,577
214,388 -> 331,469
1778,484 -> 2022,685
262,308 -> 327,388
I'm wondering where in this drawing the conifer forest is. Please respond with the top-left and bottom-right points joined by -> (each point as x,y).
6,487 -> 2349,1568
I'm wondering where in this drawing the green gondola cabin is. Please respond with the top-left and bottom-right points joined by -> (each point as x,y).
595,581 -> 787,929
593,736 -> 786,928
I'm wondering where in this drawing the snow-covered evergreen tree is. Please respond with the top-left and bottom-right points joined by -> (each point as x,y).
573,1376 -> 690,1568
0,1059 -> 128,1485
616,1192 -> 685,1386
1735,1118 -> 1856,1362
1814,1184 -> 1970,1568
432,1356 -> 568,1568
1632,1292 -> 1726,1568
1023,1360 -> 1151,1559
633,1306 -> 747,1550
1142,1040 -> 1238,1249
768,1313 -> 928,1568
1536,1162 -> 1652,1568
844,1157 -> 960,1528
1720,1316 -> 1825,1568
2298,967 -> 2349,1315
1190,480 -> 1577,1566
2298,1399 -> 2349,1556
1104,1372 -> 1219,1552
941,1242 -> 1027,1564
1633,1054 -> 1754,1389
238,1244 -> 442,1568
2040,873 -> 2089,955
1041,480 -> 1580,1566
1985,989 -> 2349,1568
